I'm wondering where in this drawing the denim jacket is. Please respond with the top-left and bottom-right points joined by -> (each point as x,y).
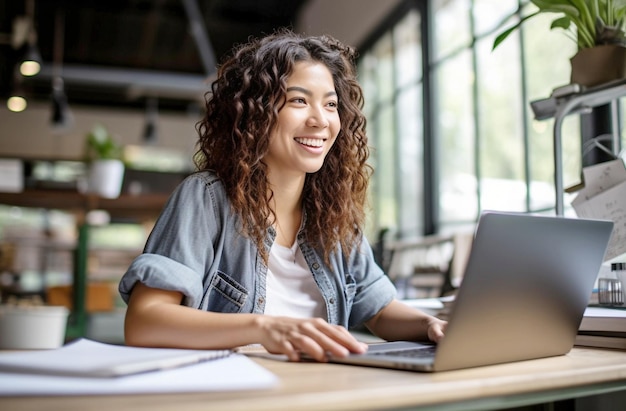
118,171 -> 396,329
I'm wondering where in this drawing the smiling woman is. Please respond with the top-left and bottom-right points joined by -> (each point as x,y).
263,61 -> 340,184
118,29 -> 446,362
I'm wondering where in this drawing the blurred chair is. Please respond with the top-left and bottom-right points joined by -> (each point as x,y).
386,232 -> 474,299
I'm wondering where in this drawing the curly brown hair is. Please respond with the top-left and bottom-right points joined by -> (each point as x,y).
195,28 -> 371,264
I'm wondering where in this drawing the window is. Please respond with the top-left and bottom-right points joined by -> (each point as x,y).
358,0 -> 610,242
360,8 -> 424,240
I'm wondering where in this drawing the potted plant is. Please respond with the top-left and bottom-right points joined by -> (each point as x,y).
84,124 -> 125,199
493,0 -> 626,87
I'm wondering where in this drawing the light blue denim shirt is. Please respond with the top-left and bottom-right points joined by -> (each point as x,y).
118,171 -> 396,329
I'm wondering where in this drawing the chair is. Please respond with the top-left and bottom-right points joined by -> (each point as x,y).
385,232 -> 473,299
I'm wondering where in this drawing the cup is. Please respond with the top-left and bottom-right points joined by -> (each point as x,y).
0,305 -> 69,349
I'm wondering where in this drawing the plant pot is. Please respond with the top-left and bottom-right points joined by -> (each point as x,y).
0,305 -> 69,349
88,159 -> 125,199
570,45 -> 626,87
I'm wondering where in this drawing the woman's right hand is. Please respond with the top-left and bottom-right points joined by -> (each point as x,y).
254,316 -> 368,362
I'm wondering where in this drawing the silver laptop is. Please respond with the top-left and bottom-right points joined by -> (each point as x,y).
332,212 -> 614,372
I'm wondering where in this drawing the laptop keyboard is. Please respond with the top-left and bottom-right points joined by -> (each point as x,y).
371,345 -> 437,359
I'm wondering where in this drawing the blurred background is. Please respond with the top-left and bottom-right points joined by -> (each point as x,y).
0,0 -> 624,344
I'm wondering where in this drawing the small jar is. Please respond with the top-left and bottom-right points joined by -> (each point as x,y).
613,263 -> 626,305
598,264 -> 624,306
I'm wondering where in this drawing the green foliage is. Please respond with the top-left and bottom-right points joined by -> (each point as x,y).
85,124 -> 122,161
493,0 -> 626,51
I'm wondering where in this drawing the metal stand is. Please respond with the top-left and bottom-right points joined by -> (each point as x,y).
530,79 -> 626,216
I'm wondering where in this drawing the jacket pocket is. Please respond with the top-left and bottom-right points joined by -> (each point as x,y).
203,271 -> 248,313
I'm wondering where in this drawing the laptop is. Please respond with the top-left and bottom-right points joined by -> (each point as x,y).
331,211 -> 614,372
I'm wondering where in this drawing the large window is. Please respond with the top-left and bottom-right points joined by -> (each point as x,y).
358,0 -> 614,242
360,8 -> 424,240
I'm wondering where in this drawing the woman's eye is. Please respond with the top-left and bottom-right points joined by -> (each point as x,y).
291,97 -> 306,104
327,101 -> 338,108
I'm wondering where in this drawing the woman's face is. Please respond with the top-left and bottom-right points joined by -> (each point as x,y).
264,61 -> 341,178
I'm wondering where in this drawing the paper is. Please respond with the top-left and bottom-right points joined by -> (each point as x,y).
0,338 -> 231,377
0,339 -> 278,396
579,306 -> 626,333
572,159 -> 626,260
0,354 -> 278,396
572,159 -> 626,206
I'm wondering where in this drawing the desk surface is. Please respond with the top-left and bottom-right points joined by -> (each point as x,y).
2,347 -> 626,411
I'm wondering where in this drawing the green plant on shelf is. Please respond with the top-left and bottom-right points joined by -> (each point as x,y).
85,124 -> 123,162
493,0 -> 626,51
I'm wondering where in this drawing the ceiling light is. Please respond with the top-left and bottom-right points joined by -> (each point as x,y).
49,6 -> 72,132
142,97 -> 159,144
7,68 -> 28,112
50,77 -> 73,130
20,42 -> 42,76
7,95 -> 27,112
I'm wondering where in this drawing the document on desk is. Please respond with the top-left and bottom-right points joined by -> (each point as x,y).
0,339 -> 278,396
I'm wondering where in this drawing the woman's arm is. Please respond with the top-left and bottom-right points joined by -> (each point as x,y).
124,283 -> 368,362
364,299 -> 447,343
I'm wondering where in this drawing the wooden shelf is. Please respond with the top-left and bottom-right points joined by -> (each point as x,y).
0,190 -> 168,221
0,185 -> 173,340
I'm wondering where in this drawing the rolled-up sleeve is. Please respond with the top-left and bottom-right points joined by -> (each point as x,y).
118,173 -> 222,307
119,253 -> 205,307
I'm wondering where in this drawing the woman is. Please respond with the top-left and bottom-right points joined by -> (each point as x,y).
119,29 -> 446,362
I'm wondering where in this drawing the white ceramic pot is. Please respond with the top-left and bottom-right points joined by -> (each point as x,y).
0,305 -> 70,349
88,159 -> 125,199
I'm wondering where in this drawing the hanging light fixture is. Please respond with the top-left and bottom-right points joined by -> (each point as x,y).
50,4 -> 72,131
142,97 -> 159,144
20,41 -> 42,77
7,67 -> 28,112
7,91 -> 28,112
50,76 -> 72,128
18,0 -> 41,77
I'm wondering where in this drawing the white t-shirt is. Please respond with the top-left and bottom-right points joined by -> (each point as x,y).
264,241 -> 327,320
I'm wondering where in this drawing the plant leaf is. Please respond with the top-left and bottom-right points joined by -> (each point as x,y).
492,11 -> 541,50
551,16 -> 572,30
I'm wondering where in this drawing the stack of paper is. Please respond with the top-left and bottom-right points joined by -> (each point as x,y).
576,307 -> 626,350
0,338 -> 278,396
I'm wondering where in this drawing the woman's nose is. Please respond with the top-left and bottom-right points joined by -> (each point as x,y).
306,106 -> 329,128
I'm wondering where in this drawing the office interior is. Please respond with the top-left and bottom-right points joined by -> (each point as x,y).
1,0 -> 625,408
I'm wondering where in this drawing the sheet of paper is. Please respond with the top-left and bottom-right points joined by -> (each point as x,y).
584,306 -> 626,318
572,159 -> 626,207
573,182 -> 626,261
0,354 -> 278,396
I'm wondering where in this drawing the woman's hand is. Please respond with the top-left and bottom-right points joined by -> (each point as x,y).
254,316 -> 368,362
425,316 -> 447,343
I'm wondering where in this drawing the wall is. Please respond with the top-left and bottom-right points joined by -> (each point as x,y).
0,102 -> 199,162
297,0 -> 402,47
